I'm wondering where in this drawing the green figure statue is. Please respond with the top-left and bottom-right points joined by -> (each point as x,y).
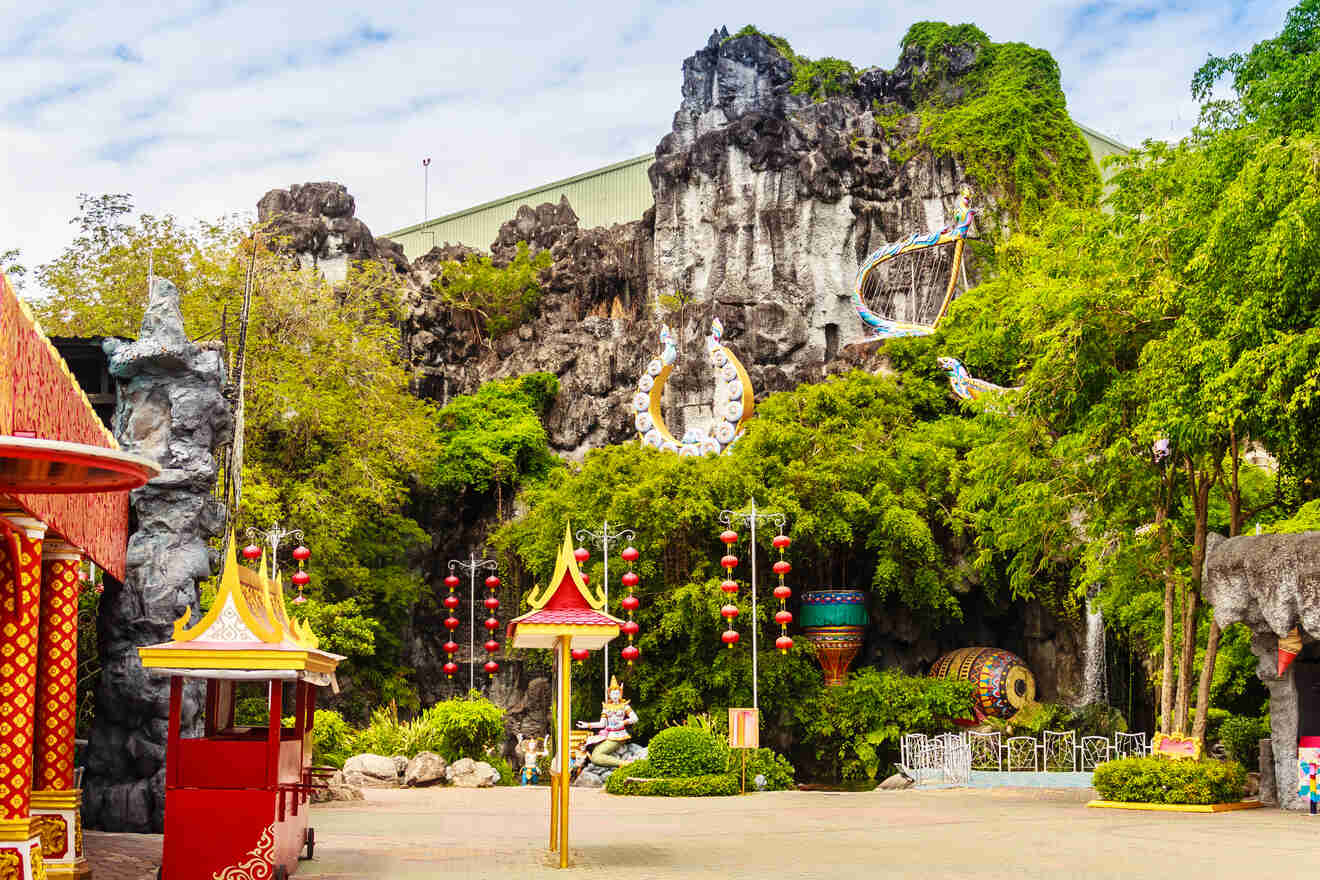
577,676 -> 639,768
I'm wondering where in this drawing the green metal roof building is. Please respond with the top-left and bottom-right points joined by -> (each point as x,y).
387,123 -> 1128,261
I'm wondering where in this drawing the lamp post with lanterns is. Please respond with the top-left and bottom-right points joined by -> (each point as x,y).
446,552 -> 501,691
717,499 -> 790,712
242,522 -> 311,604
573,521 -> 640,696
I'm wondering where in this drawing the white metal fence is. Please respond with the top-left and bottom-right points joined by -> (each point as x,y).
899,730 -> 1149,781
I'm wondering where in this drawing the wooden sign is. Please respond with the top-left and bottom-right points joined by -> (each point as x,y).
1152,733 -> 1202,760
728,708 -> 759,749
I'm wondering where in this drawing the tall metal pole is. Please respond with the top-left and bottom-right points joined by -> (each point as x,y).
422,157 -> 431,225
718,499 -> 786,712
448,551 -> 498,692
576,520 -> 635,697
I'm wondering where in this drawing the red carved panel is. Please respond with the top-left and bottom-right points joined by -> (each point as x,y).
1,272 -> 129,579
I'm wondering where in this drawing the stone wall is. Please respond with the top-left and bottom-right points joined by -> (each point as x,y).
83,278 -> 231,832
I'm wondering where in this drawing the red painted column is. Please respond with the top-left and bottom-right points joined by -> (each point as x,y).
0,509 -> 47,879
32,539 -> 87,876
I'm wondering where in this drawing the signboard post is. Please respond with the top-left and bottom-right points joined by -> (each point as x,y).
728,708 -> 760,794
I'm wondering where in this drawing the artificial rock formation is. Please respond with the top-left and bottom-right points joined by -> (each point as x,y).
1204,531 -> 1320,809
85,278 -> 231,832
258,181 -> 410,282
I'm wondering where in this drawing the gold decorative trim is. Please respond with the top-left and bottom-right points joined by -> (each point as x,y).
213,824 -> 275,880
29,791 -> 79,811
525,524 -> 603,611
0,821 -> 31,842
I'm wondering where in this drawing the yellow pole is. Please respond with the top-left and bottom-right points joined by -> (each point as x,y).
558,636 -> 571,868
549,772 -> 558,851
933,238 -> 966,328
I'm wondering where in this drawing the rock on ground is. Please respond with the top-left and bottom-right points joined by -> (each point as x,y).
344,754 -> 402,786
312,771 -> 366,803
878,773 -> 914,790
404,752 -> 448,787
574,742 -> 648,788
446,758 -> 500,788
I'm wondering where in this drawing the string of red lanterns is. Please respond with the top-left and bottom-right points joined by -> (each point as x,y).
719,530 -> 740,647
443,573 -> 461,679
620,545 -> 641,665
291,544 -> 311,605
484,574 -> 501,677
772,534 -> 793,654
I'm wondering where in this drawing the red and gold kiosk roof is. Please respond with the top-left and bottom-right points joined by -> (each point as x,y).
139,537 -> 343,682
509,523 -> 622,650
0,270 -> 157,578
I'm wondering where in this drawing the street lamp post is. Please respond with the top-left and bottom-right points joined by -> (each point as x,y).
574,520 -> 635,697
448,552 -> 499,692
719,499 -> 786,711
245,522 -> 304,582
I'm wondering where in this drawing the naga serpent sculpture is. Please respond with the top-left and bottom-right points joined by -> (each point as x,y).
630,318 -> 756,456
936,357 -> 1020,402
852,186 -> 976,338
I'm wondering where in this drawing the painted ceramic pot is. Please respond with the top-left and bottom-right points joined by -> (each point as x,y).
800,591 -> 868,686
929,647 -> 1036,719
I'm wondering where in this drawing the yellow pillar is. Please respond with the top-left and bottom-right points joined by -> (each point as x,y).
557,636 -> 571,869
33,540 -> 88,878
0,510 -> 48,880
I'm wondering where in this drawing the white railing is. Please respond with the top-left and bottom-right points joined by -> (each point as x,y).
898,730 -> 1149,781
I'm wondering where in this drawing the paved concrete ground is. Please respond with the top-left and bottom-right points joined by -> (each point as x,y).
87,786 -> 1315,880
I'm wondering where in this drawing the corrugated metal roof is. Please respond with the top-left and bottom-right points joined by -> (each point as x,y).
387,122 -> 1129,260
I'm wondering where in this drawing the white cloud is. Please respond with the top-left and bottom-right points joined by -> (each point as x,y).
0,0 -> 1298,276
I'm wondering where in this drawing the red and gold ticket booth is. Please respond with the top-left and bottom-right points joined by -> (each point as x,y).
138,539 -> 342,880
1,270 -> 161,879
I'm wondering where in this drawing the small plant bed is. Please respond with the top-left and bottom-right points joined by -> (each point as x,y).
604,722 -> 795,797
1089,756 -> 1252,811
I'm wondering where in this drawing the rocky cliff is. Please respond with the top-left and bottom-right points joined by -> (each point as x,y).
85,279 -> 231,832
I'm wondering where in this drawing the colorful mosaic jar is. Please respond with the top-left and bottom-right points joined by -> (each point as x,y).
929,647 -> 1036,719
800,591 -> 868,686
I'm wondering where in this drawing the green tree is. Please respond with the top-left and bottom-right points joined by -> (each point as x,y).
431,242 -> 551,345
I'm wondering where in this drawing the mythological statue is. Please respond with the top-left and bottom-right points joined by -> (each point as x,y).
577,677 -> 639,768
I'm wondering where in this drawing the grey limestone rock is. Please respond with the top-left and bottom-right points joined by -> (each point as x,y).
574,742 -> 648,788
1204,531 -> 1320,809
344,753 -> 403,784
446,757 -> 499,788
84,278 -> 231,833
404,752 -> 448,787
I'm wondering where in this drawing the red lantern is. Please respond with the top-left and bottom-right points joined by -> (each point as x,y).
720,579 -> 739,594
484,661 -> 499,676
571,648 -> 590,662
443,661 -> 459,677
444,616 -> 460,630
773,585 -> 791,600
720,554 -> 738,569
622,620 -> 640,635
773,560 -> 791,576
775,610 -> 793,625
443,641 -> 459,654
291,570 -> 310,586
720,529 -> 739,545
776,635 -> 794,654
772,534 -> 791,550
720,604 -> 739,619
621,546 -> 639,562
293,545 -> 311,561
621,595 -> 640,611
581,573 -> 590,585
621,571 -> 639,588
484,639 -> 500,653
484,617 -> 499,631
242,545 -> 262,560
444,595 -> 460,610
721,630 -> 740,646
484,597 -> 500,610
485,575 -> 500,589
574,547 -> 590,563
444,574 -> 460,589
621,645 -> 640,663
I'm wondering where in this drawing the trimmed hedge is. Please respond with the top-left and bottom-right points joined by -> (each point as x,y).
648,727 -> 724,777
604,760 -> 740,797
1092,757 -> 1247,805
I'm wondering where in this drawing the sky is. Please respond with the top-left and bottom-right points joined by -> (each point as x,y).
0,0 -> 1293,279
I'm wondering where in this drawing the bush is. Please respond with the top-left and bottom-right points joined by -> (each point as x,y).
310,709 -> 356,768
1217,715 -> 1268,771
737,748 -> 796,791
347,695 -> 506,762
605,760 -> 741,797
648,727 -> 724,778
490,756 -> 516,786
1092,757 -> 1247,805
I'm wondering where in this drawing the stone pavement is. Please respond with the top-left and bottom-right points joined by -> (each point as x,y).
86,786 -> 1315,879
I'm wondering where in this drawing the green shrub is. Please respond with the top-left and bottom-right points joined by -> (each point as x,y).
1217,715 -> 1268,771
235,696 -> 268,727
347,695 -> 506,762
349,706 -> 408,757
1092,757 -> 1247,805
607,767 -> 741,797
736,748 -> 796,791
605,758 -> 655,794
1069,703 -> 1128,739
648,727 -> 724,778
490,756 -> 516,786
310,709 -> 356,768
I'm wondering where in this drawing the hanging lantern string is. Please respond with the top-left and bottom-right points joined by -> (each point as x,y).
773,534 -> 793,655
719,529 -> 740,647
